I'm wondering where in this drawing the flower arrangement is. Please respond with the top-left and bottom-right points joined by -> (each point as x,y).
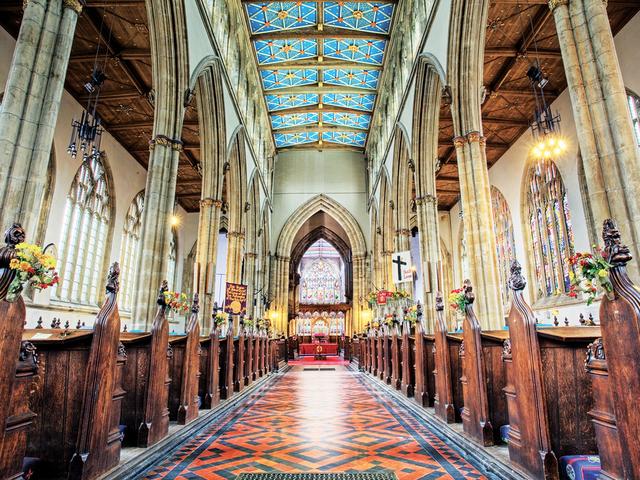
7,242 -> 59,302
448,287 -> 470,313
405,305 -> 418,324
213,311 -> 227,328
163,291 -> 190,314
243,316 -> 254,329
366,291 -> 377,306
568,247 -> 612,305
392,290 -> 410,301
383,314 -> 394,326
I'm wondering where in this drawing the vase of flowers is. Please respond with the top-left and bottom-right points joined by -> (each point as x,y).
568,247 -> 613,305
163,291 -> 190,315
214,311 -> 228,330
6,242 -> 59,303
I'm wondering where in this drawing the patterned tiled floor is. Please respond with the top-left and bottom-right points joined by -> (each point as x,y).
143,366 -> 487,480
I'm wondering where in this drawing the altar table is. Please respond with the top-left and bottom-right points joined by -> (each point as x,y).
299,343 -> 338,356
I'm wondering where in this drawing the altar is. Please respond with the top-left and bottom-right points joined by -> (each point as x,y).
299,343 -> 339,356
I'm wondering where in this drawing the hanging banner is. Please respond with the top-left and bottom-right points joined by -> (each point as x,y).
392,250 -> 413,284
376,290 -> 392,305
224,282 -> 247,315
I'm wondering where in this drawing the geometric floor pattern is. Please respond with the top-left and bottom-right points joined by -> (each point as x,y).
142,366 -> 487,480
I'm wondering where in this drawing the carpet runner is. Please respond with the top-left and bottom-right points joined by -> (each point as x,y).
288,356 -> 350,366
142,366 -> 487,480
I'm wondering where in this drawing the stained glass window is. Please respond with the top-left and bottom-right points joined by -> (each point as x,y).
526,158 -> 575,299
166,228 -> 178,290
119,192 -> 145,311
627,91 -> 640,146
490,187 -> 516,310
298,239 -> 344,304
54,156 -> 111,305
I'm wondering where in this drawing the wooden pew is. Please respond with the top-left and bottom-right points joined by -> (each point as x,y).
585,338 -> 625,479
234,325 -> 245,392
0,224 -> 37,480
219,318 -> 234,400
596,219 -> 640,478
433,292 -> 456,423
199,323 -> 220,409
401,321 -> 414,397
504,260 -> 599,479
119,283 -> 171,448
376,328 -> 383,378
24,264 -> 125,479
413,321 -> 430,407
390,323 -> 401,390
252,330 -> 260,381
459,280 -> 493,446
244,329 -> 253,386
447,333 -> 464,423
382,326 -> 392,384
168,295 -> 201,426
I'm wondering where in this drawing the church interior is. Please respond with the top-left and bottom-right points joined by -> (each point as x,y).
0,0 -> 639,478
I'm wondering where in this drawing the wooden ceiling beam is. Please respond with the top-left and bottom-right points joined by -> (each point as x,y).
277,143 -> 364,152
182,150 -> 203,178
435,187 -> 461,194
106,120 -> 199,132
266,85 -> 375,95
79,89 -> 145,103
82,9 -> 151,104
69,48 -> 150,64
251,27 -> 389,42
441,115 -> 529,127
258,59 -> 382,70
270,105 -> 370,116
488,8 -> 552,93
488,87 -> 559,99
274,125 -> 365,134
485,46 -> 562,59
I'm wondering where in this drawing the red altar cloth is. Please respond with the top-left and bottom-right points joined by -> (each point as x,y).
299,343 -> 338,355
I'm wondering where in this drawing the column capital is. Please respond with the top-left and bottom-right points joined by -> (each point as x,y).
466,131 -> 485,144
63,0 -> 83,14
200,197 -> 223,208
416,194 -> 437,205
453,136 -> 467,148
245,252 -> 258,259
149,135 -> 183,152
548,0 -> 569,11
227,231 -> 245,239
395,229 -> 411,237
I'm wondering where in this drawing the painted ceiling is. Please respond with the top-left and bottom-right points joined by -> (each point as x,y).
242,0 -> 396,150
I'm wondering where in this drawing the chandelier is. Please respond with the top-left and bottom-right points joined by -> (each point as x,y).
67,68 -> 106,162
527,62 -> 567,160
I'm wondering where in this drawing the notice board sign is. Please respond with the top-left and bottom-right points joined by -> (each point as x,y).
224,282 -> 247,315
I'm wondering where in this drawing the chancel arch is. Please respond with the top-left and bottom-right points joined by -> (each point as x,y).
273,194 -> 368,335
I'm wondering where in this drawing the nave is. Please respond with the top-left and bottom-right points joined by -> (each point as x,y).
141,366 -> 485,480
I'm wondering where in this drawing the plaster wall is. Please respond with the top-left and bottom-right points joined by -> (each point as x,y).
271,150 -> 370,250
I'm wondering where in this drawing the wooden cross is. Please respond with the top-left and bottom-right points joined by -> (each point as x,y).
393,255 -> 407,280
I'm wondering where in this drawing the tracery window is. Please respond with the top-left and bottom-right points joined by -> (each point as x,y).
119,192 -> 144,311
55,156 -> 111,305
526,158 -> 575,299
298,239 -> 344,305
490,187 -> 516,309
627,91 -> 640,146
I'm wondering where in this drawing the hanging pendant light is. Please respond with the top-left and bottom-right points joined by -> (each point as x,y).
68,68 -> 106,162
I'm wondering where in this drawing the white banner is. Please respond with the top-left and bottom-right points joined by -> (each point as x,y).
391,250 -> 413,284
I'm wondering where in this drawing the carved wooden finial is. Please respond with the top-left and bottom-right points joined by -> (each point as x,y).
585,337 -> 605,367
76,320 -> 82,329
553,316 -> 559,327
0,223 -> 26,299
191,293 -> 200,314
36,317 -> 43,329
157,280 -> 169,307
3,223 -> 25,247
106,262 -> 120,294
579,313 -> 585,325
564,317 -> 569,326
508,259 -> 526,291
463,279 -> 475,305
123,324 -> 128,332
51,318 -> 57,328
435,291 -> 444,311
603,219 -> 632,266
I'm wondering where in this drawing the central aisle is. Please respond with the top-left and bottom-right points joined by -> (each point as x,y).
143,367 -> 486,480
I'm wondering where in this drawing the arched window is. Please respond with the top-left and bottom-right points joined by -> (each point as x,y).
490,187 -> 516,309
55,156 -> 111,305
627,90 -> 640,145
119,191 -> 144,311
526,158 -> 575,299
166,228 -> 178,289
298,239 -> 344,305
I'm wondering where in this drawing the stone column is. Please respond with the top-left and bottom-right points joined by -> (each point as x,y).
352,253 -> 368,333
415,195 -> 439,332
226,231 -> 245,284
453,134 -> 503,330
550,0 -> 640,278
271,254 -> 289,335
133,137 -> 183,329
196,198 -> 222,330
0,0 -> 82,235
244,252 -> 258,318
